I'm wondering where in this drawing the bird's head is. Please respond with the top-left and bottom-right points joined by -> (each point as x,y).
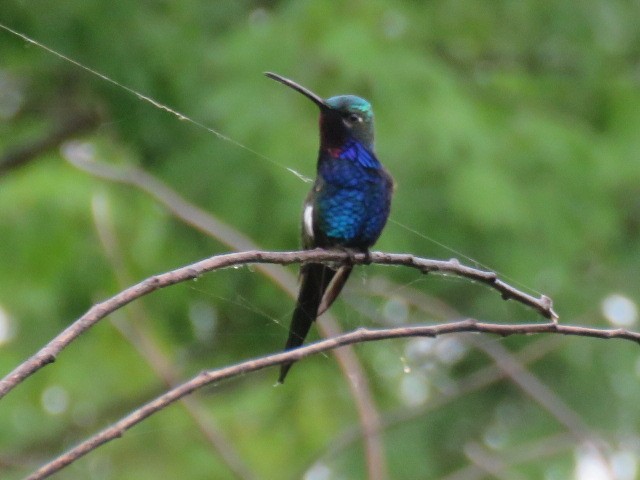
265,72 -> 374,150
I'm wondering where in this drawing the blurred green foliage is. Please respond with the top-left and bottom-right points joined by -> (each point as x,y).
2,1 -> 640,479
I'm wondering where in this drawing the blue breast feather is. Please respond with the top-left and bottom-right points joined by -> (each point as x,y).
315,140 -> 391,246
338,139 -> 380,169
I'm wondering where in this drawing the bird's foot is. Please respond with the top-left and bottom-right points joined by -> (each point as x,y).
335,246 -> 366,266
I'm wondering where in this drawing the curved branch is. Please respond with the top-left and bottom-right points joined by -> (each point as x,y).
26,318 -> 640,480
0,249 -> 559,400
92,197 -> 259,480
0,110 -> 101,176
67,152 -> 387,479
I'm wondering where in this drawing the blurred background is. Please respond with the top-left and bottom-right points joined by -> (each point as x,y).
2,1 -> 640,479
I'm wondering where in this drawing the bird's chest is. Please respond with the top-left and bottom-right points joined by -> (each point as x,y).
318,156 -> 380,189
316,159 -> 383,211
307,158 -> 389,247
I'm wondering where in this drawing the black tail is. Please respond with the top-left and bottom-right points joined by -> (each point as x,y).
278,263 -> 335,383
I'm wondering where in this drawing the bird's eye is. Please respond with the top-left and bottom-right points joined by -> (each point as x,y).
347,113 -> 361,123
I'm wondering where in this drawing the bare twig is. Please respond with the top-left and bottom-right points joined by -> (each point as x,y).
311,317 -> 388,480
372,279 -> 597,441
25,318 -> 639,480
0,111 -> 101,175
310,276 -> 599,468
478,339 -> 592,434
462,441 -> 527,480
400,282 -> 603,447
308,335 -> 566,471
439,433 -> 577,480
66,155 -> 388,480
92,195 -> 259,480
0,249 -> 561,400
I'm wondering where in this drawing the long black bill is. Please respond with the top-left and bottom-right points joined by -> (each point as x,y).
265,72 -> 328,110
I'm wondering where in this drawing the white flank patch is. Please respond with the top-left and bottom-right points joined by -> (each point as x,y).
303,203 -> 314,240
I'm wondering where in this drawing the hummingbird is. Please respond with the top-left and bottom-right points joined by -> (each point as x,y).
265,72 -> 394,383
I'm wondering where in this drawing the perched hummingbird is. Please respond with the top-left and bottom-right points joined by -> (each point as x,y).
265,72 -> 394,383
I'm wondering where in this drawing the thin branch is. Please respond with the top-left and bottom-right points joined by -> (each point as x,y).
64,147 -> 295,290
66,152 -> 388,480
462,441 -> 527,480
310,277 -> 600,468
477,339 -> 593,435
375,279 -> 598,442
312,337 -> 573,477
92,194 -> 259,480
26,318 -> 639,480
0,111 -> 101,175
312,317 -> 388,480
0,249 -> 560,400
308,335 -> 565,471
439,433 -> 577,480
